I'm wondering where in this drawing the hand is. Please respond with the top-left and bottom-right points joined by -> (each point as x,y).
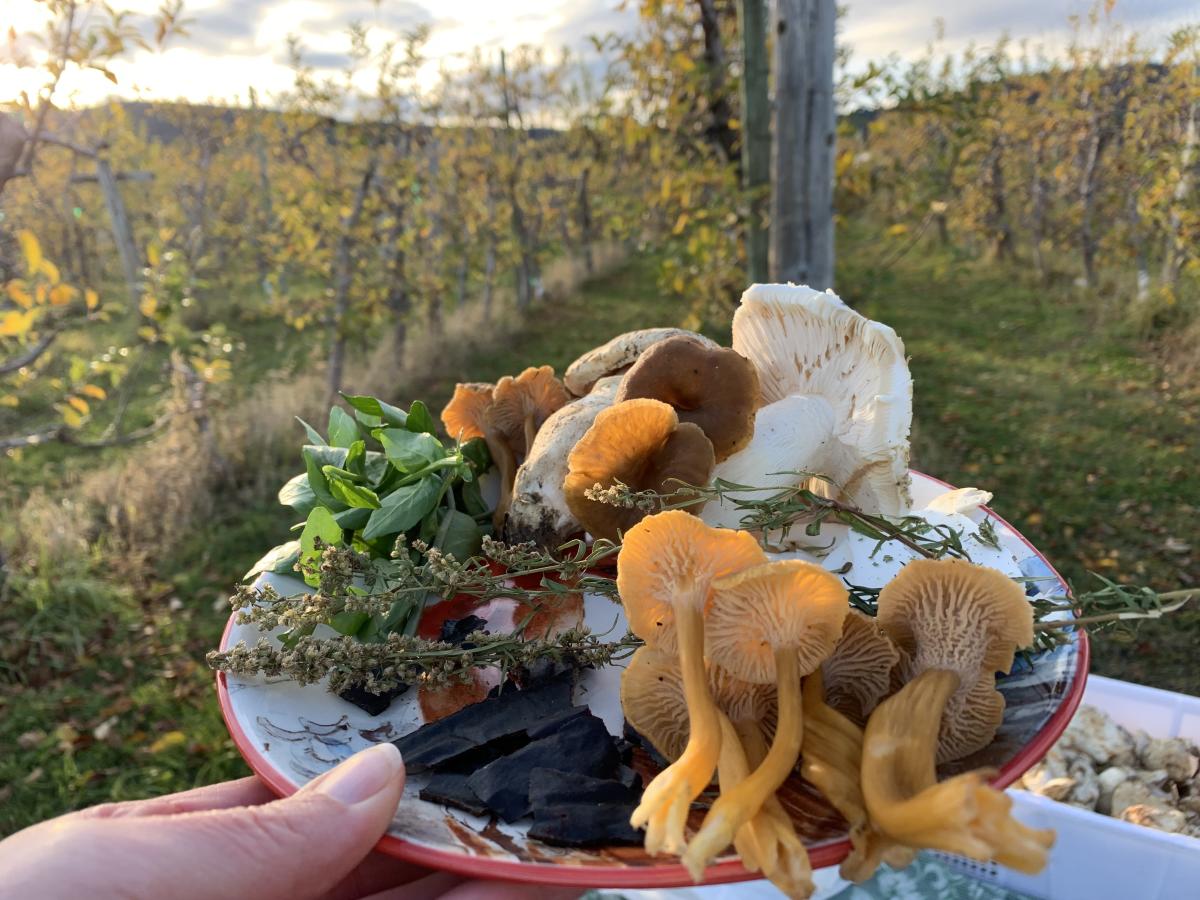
0,743 -> 579,900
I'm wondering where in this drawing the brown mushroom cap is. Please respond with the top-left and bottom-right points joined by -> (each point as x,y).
490,365 -> 570,459
563,398 -> 716,542
876,558 -> 1034,763
821,609 -> 902,726
440,382 -> 495,440
706,560 -> 849,685
621,646 -> 690,762
563,328 -> 721,396
616,508 -> 766,655
615,336 -> 760,462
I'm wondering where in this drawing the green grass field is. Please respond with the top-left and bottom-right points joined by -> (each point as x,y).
2,244 -> 1197,836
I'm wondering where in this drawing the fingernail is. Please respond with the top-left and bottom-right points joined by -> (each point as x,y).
310,743 -> 404,805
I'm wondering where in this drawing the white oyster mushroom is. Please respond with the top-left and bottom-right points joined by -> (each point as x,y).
1140,738 -> 1200,783
1120,804 -> 1189,833
1096,765 -> 1131,814
922,487 -> 993,521
503,375 -> 621,548
1062,706 -> 1137,768
562,328 -> 719,396
700,284 -> 912,532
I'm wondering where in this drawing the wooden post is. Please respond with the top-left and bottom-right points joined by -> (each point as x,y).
93,155 -> 143,303
739,0 -> 770,284
770,0 -> 836,289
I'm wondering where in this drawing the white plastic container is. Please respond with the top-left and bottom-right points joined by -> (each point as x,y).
936,674 -> 1200,899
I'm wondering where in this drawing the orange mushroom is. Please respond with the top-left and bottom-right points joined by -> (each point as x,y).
563,399 -> 715,542
490,365 -> 570,459
683,560 -> 848,877
861,558 -> 1055,872
440,382 -> 515,530
617,511 -> 765,855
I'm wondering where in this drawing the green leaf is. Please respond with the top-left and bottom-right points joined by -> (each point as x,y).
406,400 -> 437,435
364,450 -> 389,485
330,610 -> 370,636
358,599 -> 416,643
460,437 -> 492,477
302,445 -> 350,510
334,506 -> 372,530
324,468 -> 382,508
278,472 -> 317,514
298,507 -> 343,586
243,540 -> 301,580
435,509 -> 482,562
377,428 -> 444,472
296,416 -> 325,445
459,478 -> 489,517
341,393 -> 408,428
279,622 -> 316,650
328,406 -> 360,448
362,477 -> 441,540
345,440 -> 367,478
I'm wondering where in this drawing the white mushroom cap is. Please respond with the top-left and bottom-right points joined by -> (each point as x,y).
563,328 -> 719,396
503,375 -> 621,548
714,284 -> 913,518
923,487 -> 993,521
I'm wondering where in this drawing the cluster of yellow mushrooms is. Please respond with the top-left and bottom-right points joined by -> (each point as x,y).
441,285 -> 1058,896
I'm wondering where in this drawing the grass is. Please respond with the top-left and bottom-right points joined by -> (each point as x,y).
2,243 -> 1197,836
839,235 -> 1199,692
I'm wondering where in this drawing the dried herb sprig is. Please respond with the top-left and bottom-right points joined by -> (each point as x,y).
585,476 -> 973,560
207,627 -> 643,694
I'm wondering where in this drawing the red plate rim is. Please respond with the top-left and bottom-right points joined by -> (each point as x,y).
215,470 -> 1089,888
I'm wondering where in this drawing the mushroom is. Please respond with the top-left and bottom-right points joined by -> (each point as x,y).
616,511 -> 766,856
614,335 -> 760,462
563,399 -> 716,543
490,365 -> 570,459
820,609 -> 901,726
859,558 -> 1055,872
504,375 -> 621,549
876,559 -> 1033,763
799,670 -> 913,884
701,285 -> 912,530
621,647 -> 809,895
440,382 -> 517,530
683,560 -> 848,877
563,328 -> 720,396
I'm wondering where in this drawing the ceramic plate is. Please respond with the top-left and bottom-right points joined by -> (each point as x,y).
216,471 -> 1089,888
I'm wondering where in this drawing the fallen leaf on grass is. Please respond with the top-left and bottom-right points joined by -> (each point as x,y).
17,730 -> 45,750
148,731 -> 186,753
1165,537 -> 1191,554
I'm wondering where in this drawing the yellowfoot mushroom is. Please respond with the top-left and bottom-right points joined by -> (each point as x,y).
490,365 -> 570,459
683,560 -> 848,877
622,648 -> 783,879
617,511 -> 765,855
860,558 -> 1055,872
564,398 -> 716,542
614,335 -> 759,462
820,609 -> 901,727
440,382 -> 516,530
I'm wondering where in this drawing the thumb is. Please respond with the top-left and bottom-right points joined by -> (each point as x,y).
101,743 -> 405,900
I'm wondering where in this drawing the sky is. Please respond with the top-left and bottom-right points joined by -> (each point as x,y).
2,0 -> 1196,108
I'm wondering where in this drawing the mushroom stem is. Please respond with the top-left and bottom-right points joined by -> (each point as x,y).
522,413 -> 536,459
484,431 -> 517,530
683,649 -> 804,874
631,604 -> 723,856
716,713 -> 769,874
733,719 -> 816,899
862,668 -> 1055,872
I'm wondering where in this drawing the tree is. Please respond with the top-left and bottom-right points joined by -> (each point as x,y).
771,0 -> 837,288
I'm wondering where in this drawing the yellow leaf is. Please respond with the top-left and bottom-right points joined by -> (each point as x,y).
40,258 -> 60,286
149,731 -> 186,753
5,281 -> 32,308
60,406 -> 84,428
660,175 -> 672,202
886,223 -> 909,237
139,294 -> 158,317
80,384 -> 107,400
0,395 -> 18,407
0,310 -> 34,337
137,325 -> 158,341
67,396 -> 89,415
85,288 -> 100,310
17,230 -> 42,274
672,213 -> 690,235
147,244 -> 161,268
49,284 -> 76,306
